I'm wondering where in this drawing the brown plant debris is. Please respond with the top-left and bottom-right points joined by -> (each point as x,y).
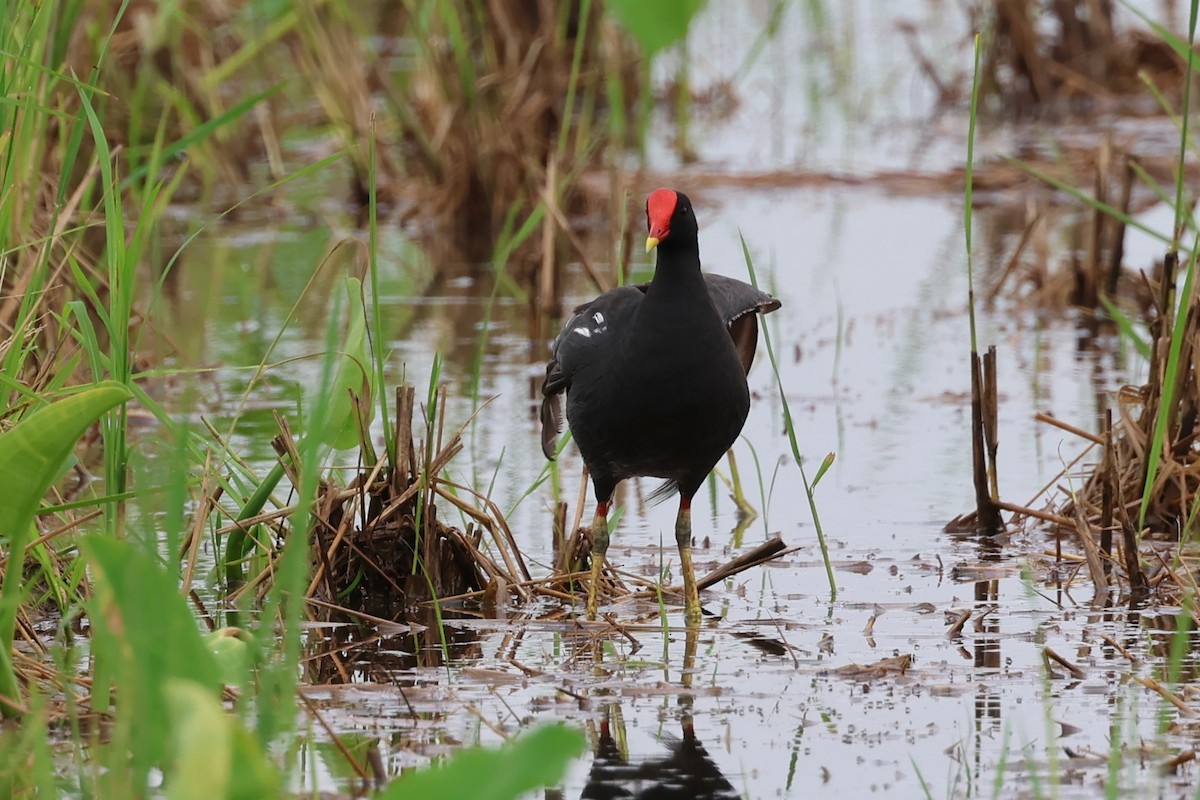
830,654 -> 914,680
1043,645 -> 1087,679
393,0 -> 640,280
222,385 -> 532,624
996,247 -> 1200,604
981,0 -> 1188,115
981,139 -> 1166,314
223,372 -> 792,630
311,387 -> 535,621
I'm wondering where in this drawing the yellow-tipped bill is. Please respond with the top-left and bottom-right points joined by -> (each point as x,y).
645,236 -> 660,253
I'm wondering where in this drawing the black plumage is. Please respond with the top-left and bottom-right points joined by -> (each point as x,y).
540,189 -> 780,622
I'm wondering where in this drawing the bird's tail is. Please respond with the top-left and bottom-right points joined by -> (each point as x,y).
646,479 -> 679,506
540,394 -> 563,460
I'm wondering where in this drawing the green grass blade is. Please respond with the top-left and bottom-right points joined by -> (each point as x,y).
738,231 -> 836,596
965,33 -> 981,353
1140,240 -> 1200,528
120,84 -> 282,189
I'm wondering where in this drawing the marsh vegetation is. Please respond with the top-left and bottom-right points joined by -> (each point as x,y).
6,1 -> 1200,798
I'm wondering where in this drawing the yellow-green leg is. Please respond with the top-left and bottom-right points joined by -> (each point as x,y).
675,501 -> 700,624
586,502 -> 610,620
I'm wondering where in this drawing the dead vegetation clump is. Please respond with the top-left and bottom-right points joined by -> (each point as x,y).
219,386 -> 534,623
547,490 -> 791,615
1,0 -> 258,393
971,247 -> 1200,605
5,0 -> 645,382
63,0 -> 261,194
976,137 -> 1200,313
980,0 -> 1187,114
394,0 -> 640,278
310,391 -> 492,621
278,0 -> 642,281
1049,249 -> 1200,582
980,140 -> 1145,311
211,377 -> 790,642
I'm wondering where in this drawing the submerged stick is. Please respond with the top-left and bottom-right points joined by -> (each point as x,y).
1043,646 -> 1087,680
696,535 -> 788,591
1137,676 -> 1197,716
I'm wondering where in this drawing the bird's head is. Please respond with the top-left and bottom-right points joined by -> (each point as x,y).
645,188 -> 697,253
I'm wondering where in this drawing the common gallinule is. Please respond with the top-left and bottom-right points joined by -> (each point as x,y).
581,704 -> 738,800
541,188 -> 780,622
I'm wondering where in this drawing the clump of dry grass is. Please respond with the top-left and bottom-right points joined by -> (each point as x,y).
266,0 -> 643,273
980,0 -> 1186,114
975,139 -> 1200,313
63,0 -> 261,192
996,248 -> 1200,604
214,386 -> 534,623
395,0 -> 639,278
1,0 -> 263,394
7,1 -> 644,349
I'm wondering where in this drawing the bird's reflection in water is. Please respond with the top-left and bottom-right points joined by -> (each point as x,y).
580,630 -> 739,800
580,708 -> 739,800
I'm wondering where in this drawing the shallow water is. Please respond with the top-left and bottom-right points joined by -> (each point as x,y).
275,186 -> 1198,797
162,1 -> 1200,797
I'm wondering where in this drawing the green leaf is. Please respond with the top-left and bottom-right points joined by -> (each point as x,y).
164,680 -> 232,800
811,452 -> 836,489
379,724 -> 586,800
84,537 -> 222,771
606,0 -> 705,57
0,381 -> 131,542
163,679 -> 281,800
0,381 -> 132,717
204,628 -> 251,688
314,277 -> 376,450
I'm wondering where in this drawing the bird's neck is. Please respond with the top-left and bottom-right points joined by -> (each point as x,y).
646,243 -> 704,300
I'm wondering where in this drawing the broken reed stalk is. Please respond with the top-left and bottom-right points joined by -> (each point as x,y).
1105,158 -> 1135,297
552,501 -> 567,559
1070,505 -> 1108,600
982,346 -> 1000,501
555,466 -> 592,577
957,33 -> 1004,537
969,347 -> 1004,534
393,385 -> 416,493
1081,136 -> 1112,307
1100,408 -> 1114,573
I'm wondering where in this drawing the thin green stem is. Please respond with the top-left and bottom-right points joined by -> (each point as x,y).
965,33 -> 982,355
739,232 -> 836,597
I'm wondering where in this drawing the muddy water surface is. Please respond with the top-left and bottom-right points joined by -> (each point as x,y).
174,1 -> 1200,797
